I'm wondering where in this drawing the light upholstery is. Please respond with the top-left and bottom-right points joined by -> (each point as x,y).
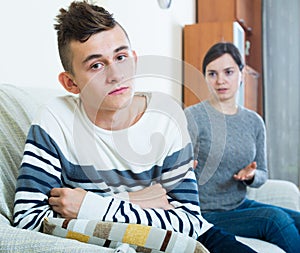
0,83 -> 299,252
247,179 -> 300,210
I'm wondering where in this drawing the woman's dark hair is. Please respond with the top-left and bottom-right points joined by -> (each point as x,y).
54,1 -> 129,74
202,42 -> 244,75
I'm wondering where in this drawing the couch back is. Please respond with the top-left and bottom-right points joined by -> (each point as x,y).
0,84 -> 65,224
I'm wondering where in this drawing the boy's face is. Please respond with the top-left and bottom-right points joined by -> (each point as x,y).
67,25 -> 137,114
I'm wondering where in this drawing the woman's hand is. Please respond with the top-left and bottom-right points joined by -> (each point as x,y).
193,160 -> 198,169
48,187 -> 87,219
233,161 -> 257,181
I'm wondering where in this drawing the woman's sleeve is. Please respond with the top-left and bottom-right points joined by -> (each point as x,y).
250,114 -> 268,187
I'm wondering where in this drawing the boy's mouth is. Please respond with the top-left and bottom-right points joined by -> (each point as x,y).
108,87 -> 129,95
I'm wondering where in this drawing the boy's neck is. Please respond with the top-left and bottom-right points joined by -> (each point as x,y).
93,95 -> 147,130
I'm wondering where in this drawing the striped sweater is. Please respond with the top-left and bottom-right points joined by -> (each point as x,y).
13,92 -> 212,238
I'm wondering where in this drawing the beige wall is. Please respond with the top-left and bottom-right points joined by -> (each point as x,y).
0,0 -> 195,101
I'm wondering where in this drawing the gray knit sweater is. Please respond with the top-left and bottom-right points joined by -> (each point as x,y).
184,100 -> 268,212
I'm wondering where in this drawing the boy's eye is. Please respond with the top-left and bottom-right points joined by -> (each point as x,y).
91,62 -> 104,70
116,54 -> 127,62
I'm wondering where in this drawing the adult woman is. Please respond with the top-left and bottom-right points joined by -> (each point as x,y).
184,42 -> 300,253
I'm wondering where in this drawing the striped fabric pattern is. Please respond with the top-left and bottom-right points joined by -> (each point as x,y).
43,217 -> 209,253
14,92 -> 212,237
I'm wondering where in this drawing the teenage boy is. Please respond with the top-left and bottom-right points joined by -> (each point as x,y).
13,2 -> 255,252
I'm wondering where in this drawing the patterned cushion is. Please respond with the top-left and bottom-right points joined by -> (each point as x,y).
43,217 -> 209,253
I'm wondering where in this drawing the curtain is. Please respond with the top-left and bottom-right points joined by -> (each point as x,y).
263,0 -> 300,186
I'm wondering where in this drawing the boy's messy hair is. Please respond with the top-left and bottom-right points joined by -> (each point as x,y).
54,1 -> 116,73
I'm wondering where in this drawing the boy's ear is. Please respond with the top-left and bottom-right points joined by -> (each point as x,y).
58,72 -> 80,94
132,50 -> 137,63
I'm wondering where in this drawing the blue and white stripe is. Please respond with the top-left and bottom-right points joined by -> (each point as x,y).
13,93 -> 212,238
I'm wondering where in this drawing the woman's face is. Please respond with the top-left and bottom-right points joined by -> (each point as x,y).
205,53 -> 243,103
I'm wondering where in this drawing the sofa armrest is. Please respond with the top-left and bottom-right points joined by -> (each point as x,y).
247,179 -> 300,211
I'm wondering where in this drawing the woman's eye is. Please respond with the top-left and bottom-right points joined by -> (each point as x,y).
225,70 -> 234,75
207,72 -> 216,78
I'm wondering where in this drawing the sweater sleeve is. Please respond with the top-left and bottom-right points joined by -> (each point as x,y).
248,114 -> 268,188
13,124 -> 65,231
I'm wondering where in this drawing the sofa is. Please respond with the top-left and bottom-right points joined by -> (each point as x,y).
0,83 -> 299,252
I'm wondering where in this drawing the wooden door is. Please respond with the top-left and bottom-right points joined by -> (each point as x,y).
183,22 -> 235,107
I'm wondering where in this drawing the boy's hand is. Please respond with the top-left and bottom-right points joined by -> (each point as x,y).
129,183 -> 174,210
48,187 -> 87,218
233,161 -> 257,181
